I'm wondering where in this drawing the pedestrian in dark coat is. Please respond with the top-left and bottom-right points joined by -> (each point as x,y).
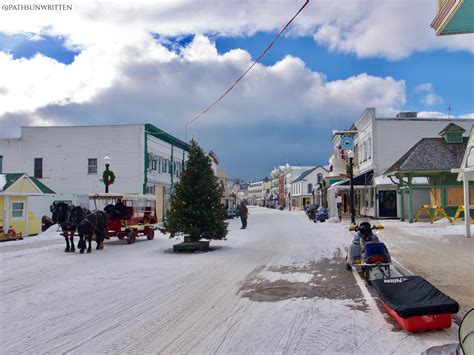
239,202 -> 248,229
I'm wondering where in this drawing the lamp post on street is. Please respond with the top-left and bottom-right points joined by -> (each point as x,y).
103,155 -> 113,193
347,150 -> 356,225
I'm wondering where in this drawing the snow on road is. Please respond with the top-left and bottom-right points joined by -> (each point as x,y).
0,207 -> 457,354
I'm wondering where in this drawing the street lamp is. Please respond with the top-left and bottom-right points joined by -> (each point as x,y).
347,150 -> 356,225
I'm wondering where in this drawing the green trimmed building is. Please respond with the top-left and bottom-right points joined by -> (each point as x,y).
0,124 -> 190,223
386,123 -> 472,222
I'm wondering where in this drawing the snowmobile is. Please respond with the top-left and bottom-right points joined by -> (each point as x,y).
346,220 -> 391,283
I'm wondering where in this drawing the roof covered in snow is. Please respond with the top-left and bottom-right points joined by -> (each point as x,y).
0,174 -> 6,191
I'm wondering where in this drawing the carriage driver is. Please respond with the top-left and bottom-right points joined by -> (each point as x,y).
115,198 -> 126,218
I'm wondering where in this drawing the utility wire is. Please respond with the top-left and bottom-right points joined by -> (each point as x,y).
184,0 -> 310,140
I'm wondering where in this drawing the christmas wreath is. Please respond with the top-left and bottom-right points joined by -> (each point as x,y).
103,170 -> 116,186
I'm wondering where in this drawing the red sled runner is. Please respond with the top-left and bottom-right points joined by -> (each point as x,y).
372,276 -> 459,333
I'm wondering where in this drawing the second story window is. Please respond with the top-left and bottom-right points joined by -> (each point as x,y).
88,158 -> 98,174
34,158 -> 43,178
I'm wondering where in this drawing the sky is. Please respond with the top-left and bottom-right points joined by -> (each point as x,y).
0,0 -> 473,180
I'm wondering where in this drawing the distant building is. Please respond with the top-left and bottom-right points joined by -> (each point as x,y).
270,165 -> 288,207
247,179 -> 264,206
291,166 -> 329,209
0,124 -> 189,222
217,168 -> 236,210
284,166 -> 313,209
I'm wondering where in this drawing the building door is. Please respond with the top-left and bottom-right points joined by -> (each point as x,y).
379,190 -> 397,217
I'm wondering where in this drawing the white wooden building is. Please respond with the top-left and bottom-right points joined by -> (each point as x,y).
290,166 -> 329,209
327,108 -> 474,219
0,124 -> 189,222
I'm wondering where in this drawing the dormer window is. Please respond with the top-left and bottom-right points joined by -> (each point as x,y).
439,123 -> 465,144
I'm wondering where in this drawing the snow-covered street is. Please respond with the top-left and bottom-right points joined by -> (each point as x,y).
0,207 -> 458,354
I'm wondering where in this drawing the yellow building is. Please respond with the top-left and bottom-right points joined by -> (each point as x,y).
0,173 -> 55,237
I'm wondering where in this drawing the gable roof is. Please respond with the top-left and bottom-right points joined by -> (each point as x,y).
0,173 -> 55,194
439,123 -> 466,135
0,173 -> 24,191
29,176 -> 55,194
292,166 -> 329,183
385,137 -> 468,175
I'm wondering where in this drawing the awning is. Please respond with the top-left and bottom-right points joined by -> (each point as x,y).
335,170 -> 374,187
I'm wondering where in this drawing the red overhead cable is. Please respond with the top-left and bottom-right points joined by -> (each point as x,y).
184,0 -> 310,133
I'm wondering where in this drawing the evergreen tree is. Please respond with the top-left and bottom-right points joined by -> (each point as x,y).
166,139 -> 228,242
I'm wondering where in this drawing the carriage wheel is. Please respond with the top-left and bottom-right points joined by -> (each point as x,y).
117,233 -> 125,240
127,230 -> 137,244
146,228 -> 155,240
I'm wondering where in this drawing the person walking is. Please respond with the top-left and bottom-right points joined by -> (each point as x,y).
336,192 -> 343,221
239,202 -> 248,229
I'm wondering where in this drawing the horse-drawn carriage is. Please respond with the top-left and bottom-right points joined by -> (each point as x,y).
90,194 -> 157,244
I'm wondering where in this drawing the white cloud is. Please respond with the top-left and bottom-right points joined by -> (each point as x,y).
417,111 -> 474,118
413,83 -> 444,106
0,35 -> 406,134
0,0 -> 472,61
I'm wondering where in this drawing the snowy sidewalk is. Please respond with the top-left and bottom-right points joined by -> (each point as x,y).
380,219 -> 474,317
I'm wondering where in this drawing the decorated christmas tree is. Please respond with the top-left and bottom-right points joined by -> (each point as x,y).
166,139 -> 228,243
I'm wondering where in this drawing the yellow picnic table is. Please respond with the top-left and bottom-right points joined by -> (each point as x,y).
451,205 -> 474,225
415,204 -> 452,224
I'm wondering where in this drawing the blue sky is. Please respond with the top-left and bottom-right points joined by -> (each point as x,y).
0,33 -> 78,64
0,1 -> 473,180
215,32 -> 474,117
